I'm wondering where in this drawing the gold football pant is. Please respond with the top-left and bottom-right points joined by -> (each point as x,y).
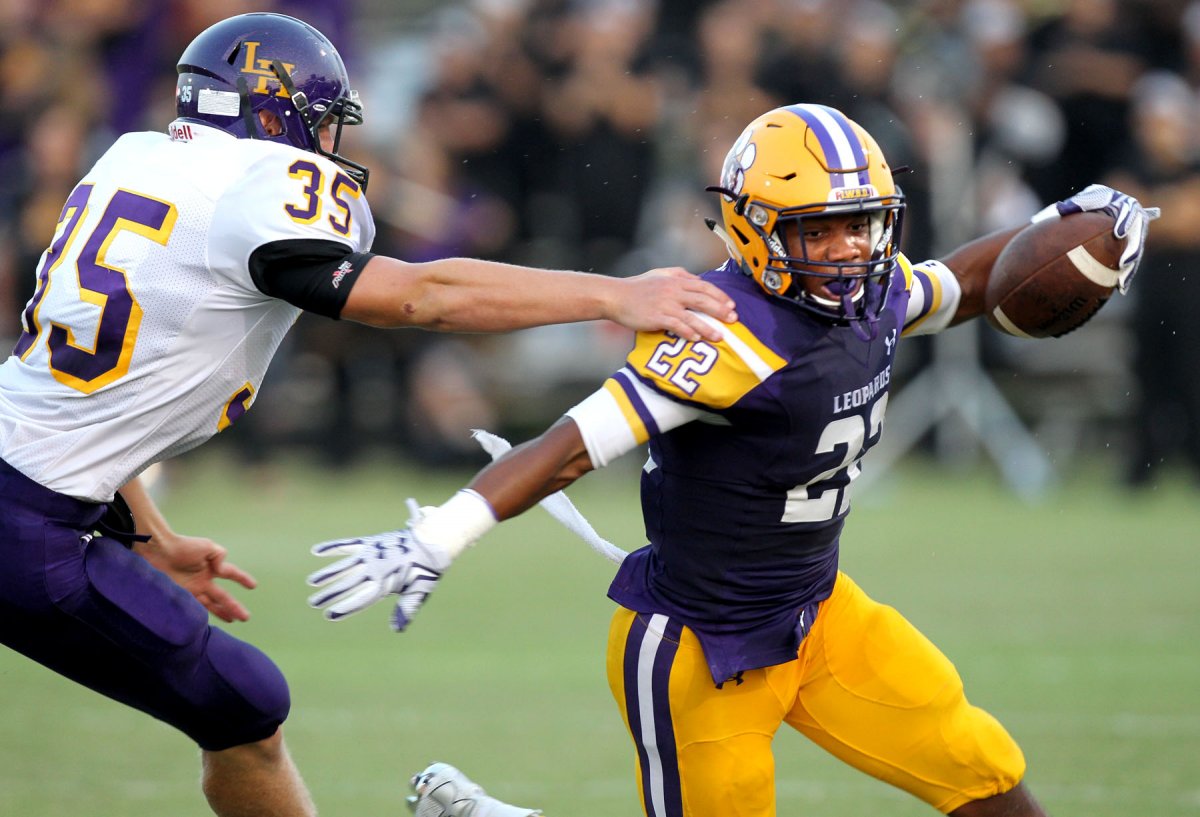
606,571 -> 1025,816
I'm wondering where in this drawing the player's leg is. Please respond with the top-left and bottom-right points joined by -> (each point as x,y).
606,606 -> 800,817
784,572 -> 1040,815
6,540 -> 313,816
950,782 -> 1047,816
407,762 -> 542,817
202,729 -> 316,817
0,484 -> 311,816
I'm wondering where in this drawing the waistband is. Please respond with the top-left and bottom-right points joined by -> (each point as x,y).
0,457 -> 103,521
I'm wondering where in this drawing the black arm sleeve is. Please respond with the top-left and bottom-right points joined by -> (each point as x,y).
248,239 -> 377,319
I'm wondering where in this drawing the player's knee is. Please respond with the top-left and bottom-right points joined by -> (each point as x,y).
190,628 -> 291,751
204,726 -> 285,764
946,699 -> 1028,800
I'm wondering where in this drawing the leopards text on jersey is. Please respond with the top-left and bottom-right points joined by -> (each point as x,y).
567,255 -> 960,683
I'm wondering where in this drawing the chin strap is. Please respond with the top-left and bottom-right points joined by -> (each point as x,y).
704,217 -> 741,259
270,59 -> 314,130
236,76 -> 258,139
845,289 -> 880,342
850,315 -> 879,342
268,58 -> 371,191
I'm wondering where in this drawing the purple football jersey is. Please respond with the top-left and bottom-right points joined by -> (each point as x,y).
608,261 -> 910,683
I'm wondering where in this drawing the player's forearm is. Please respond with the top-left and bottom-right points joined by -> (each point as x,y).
409,419 -> 593,561
939,225 -> 1023,325
116,476 -> 180,566
467,417 -> 595,520
341,256 -> 620,331
117,476 -> 172,541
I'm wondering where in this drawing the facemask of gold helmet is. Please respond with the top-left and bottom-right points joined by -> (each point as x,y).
708,104 -> 905,340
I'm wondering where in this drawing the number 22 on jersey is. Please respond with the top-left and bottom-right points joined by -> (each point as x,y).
13,183 -> 176,394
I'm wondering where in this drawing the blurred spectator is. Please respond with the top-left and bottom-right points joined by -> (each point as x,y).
1023,0 -> 1148,200
2,0 -> 1197,482
894,0 -> 982,111
408,7 -> 521,258
754,0 -> 844,109
834,0 -> 934,259
689,0 -> 773,185
963,0 -> 1061,232
1107,71 -> 1200,485
539,0 -> 662,275
0,44 -> 108,343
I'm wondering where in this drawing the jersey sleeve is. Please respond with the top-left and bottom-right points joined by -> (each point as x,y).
207,147 -> 376,295
566,312 -> 787,468
900,252 -> 963,336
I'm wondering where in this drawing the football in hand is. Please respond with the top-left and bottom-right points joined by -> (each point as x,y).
984,211 -> 1125,338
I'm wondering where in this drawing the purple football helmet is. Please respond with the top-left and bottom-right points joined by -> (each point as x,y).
175,12 -> 369,189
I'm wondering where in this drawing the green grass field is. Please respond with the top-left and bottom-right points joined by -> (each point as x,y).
2,450 -> 1198,817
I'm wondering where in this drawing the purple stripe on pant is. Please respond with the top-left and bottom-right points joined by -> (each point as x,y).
622,612 -> 685,817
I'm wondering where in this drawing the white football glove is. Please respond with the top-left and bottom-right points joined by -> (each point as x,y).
1031,183 -> 1161,293
307,502 -> 450,632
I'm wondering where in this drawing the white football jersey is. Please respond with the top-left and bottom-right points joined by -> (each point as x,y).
0,120 -> 375,501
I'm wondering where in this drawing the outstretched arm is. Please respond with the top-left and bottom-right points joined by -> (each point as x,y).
341,257 -> 737,342
119,477 -> 257,623
356,417 -> 593,565
466,418 -> 593,519
940,184 -> 1159,326
306,418 -> 597,630
939,226 -> 1024,326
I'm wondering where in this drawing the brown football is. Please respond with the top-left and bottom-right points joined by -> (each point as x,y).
984,211 -> 1125,338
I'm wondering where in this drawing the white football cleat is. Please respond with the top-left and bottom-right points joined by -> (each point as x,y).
407,762 -> 542,817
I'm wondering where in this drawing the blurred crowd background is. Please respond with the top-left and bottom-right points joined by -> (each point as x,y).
1,0 -> 1198,490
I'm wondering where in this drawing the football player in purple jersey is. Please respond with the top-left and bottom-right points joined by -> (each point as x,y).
311,105 -> 1157,817
0,11 -> 738,817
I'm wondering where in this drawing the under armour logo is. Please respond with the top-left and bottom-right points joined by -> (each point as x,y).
883,328 -> 896,355
715,670 -> 745,690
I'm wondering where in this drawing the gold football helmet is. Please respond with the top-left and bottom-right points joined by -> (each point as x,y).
709,104 -> 904,335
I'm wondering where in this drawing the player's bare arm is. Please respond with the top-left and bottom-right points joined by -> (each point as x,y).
119,476 -> 257,623
940,186 -> 1158,327
465,417 -> 594,520
306,417 -> 598,629
938,226 -> 1024,325
340,255 -> 737,341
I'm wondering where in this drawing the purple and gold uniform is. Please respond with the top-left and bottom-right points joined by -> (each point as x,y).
567,257 -> 1025,815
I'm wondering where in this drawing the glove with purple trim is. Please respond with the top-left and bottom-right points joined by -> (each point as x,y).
1031,183 -> 1161,293
307,515 -> 450,632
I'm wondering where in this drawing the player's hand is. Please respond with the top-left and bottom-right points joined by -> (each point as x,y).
610,267 -> 737,342
134,534 -> 257,623
1032,184 -> 1161,291
307,528 -> 451,631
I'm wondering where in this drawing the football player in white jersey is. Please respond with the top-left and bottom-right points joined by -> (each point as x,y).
0,12 -> 738,817
310,106 -> 1158,817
